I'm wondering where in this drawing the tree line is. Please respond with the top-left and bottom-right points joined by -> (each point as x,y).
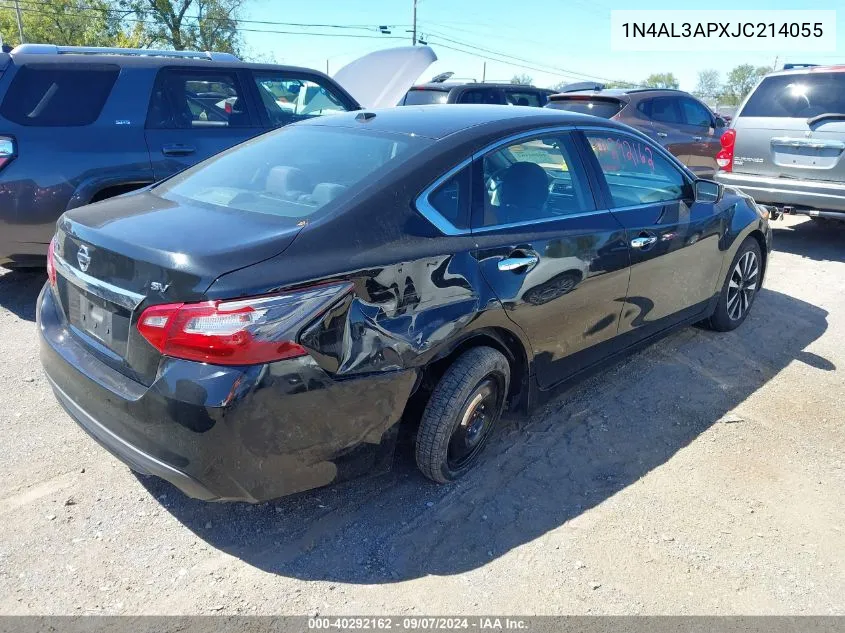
0,0 -> 244,56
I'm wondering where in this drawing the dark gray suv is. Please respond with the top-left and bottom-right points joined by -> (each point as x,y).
0,44 -> 430,267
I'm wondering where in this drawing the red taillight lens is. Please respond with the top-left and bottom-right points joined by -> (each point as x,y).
716,129 -> 736,172
136,282 -> 352,365
0,136 -> 16,172
46,237 -> 57,287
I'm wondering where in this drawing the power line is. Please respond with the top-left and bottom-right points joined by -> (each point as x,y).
420,29 -> 638,86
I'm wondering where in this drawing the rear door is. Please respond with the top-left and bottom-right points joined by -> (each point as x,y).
579,128 -> 726,338
468,130 -> 630,389
144,67 -> 263,180
732,71 -> 845,181
678,96 -> 721,177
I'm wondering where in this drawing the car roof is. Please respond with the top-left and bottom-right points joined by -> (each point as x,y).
765,64 -> 845,78
297,104 -> 617,140
410,82 -> 547,91
550,88 -> 690,99
5,50 -> 327,76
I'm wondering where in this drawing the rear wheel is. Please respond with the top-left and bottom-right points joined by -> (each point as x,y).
415,347 -> 510,483
706,238 -> 762,332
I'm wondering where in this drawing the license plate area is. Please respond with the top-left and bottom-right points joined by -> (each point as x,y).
66,286 -> 131,356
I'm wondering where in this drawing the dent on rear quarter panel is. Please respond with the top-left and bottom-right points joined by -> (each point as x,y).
299,252 -> 485,375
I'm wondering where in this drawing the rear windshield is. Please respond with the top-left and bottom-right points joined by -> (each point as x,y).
545,97 -> 624,119
402,89 -> 449,105
741,72 -> 845,118
1,63 -> 119,126
154,124 -> 432,220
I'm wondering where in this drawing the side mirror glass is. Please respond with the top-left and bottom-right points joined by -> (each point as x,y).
695,179 -> 723,203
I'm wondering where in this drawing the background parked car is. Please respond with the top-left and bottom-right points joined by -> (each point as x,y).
715,64 -> 845,224
401,73 -> 555,107
0,44 -> 434,268
545,85 -> 727,177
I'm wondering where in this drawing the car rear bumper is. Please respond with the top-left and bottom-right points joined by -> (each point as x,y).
716,171 -> 845,217
37,284 -> 418,502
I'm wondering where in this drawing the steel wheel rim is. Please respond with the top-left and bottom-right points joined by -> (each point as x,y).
447,378 -> 500,470
727,250 -> 759,321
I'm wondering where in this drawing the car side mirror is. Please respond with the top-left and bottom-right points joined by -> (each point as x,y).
715,116 -> 726,129
695,179 -> 723,203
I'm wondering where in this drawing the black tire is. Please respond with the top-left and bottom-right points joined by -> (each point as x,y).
705,237 -> 762,332
415,347 -> 510,484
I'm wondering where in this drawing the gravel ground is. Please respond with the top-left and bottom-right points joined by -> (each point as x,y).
0,215 -> 843,615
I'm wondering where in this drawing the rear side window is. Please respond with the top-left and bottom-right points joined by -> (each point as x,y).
741,72 -> 845,118
427,166 -> 471,230
147,68 -> 255,129
546,97 -> 623,119
402,89 -> 449,105
0,63 -> 118,126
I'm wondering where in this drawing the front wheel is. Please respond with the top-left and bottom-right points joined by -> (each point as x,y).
706,238 -> 762,332
415,347 -> 510,483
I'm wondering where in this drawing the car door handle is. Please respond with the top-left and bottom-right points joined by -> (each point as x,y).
498,256 -> 539,271
656,132 -> 668,138
162,144 -> 196,157
630,236 -> 658,249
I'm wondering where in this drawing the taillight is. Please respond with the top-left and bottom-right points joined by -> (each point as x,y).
716,129 -> 736,172
46,237 -> 57,287
0,136 -> 16,171
136,282 -> 352,365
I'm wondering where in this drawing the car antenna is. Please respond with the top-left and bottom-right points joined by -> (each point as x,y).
356,112 -> 377,122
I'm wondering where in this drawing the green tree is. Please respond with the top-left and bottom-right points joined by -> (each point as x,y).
0,0 -> 135,47
693,69 -> 721,102
510,73 -> 533,85
642,72 -> 679,89
721,64 -> 770,105
118,0 -> 245,55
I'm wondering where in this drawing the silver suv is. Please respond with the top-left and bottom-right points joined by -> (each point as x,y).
715,64 -> 845,223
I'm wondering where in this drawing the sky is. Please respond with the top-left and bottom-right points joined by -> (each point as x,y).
239,0 -> 845,92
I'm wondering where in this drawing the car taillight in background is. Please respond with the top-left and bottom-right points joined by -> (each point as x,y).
137,282 -> 353,365
46,237 -> 57,287
716,129 -> 736,172
0,136 -> 16,171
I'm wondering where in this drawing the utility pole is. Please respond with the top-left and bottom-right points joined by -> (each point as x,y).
772,55 -> 779,71
482,62 -> 486,82
13,0 -> 24,44
411,0 -> 417,45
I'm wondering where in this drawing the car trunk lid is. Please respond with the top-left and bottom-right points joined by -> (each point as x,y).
51,191 -> 303,384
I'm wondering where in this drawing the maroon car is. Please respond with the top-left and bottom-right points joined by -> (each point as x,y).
546,87 -> 727,178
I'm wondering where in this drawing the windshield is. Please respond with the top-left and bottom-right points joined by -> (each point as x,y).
402,89 -> 449,105
741,72 -> 845,118
546,97 -> 624,119
154,125 -> 432,220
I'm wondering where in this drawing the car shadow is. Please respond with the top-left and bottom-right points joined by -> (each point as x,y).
0,268 -> 46,322
140,286 -> 831,584
772,217 -> 845,262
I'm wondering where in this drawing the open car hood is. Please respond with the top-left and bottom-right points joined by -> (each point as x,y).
333,46 -> 437,109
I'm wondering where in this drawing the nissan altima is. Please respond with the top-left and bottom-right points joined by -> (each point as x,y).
37,105 -> 772,502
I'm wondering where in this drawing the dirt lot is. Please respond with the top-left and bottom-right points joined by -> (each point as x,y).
0,215 -> 843,615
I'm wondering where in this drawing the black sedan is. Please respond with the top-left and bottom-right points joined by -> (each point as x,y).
37,105 -> 772,502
